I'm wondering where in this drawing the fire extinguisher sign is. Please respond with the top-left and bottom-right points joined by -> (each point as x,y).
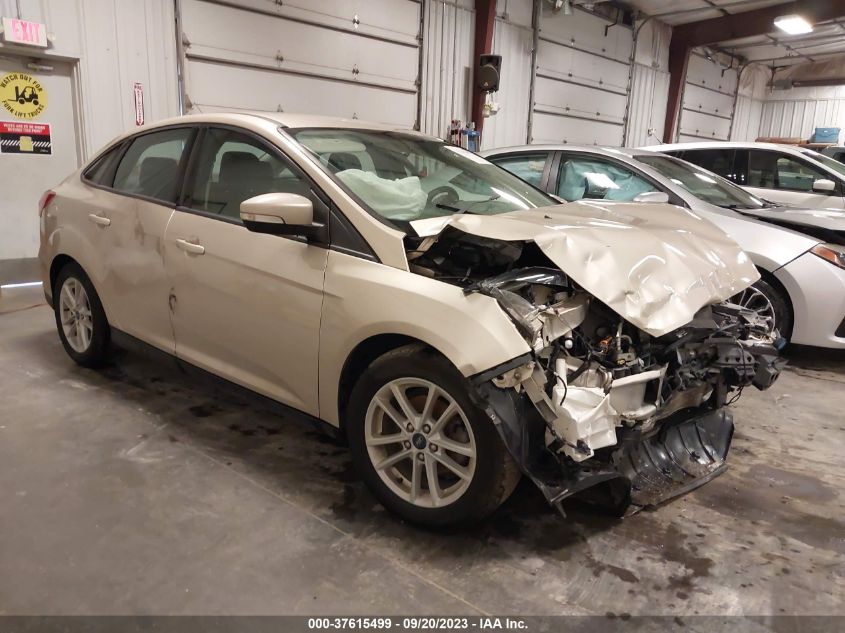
133,82 -> 144,126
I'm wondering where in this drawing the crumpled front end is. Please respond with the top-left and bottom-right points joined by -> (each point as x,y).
465,267 -> 784,515
404,209 -> 785,515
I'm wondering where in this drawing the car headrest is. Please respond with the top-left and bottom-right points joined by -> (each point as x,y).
327,152 -> 363,172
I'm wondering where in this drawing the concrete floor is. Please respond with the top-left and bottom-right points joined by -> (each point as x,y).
1,280 -> 843,616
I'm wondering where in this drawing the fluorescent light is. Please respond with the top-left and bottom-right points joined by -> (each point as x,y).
774,14 -> 813,35
0,281 -> 42,289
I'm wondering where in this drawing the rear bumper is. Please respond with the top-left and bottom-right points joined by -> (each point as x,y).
775,251 -> 845,349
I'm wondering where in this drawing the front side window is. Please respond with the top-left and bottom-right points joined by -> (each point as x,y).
113,128 -> 193,203
185,127 -> 311,220
799,148 -> 845,180
636,154 -> 767,210
748,150 -> 828,192
289,128 -> 554,223
488,152 -> 549,188
556,156 -> 659,202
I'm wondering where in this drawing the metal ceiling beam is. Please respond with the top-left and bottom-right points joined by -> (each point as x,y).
672,0 -> 845,47
663,0 -> 845,141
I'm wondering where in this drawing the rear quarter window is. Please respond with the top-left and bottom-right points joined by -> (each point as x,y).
83,144 -> 125,187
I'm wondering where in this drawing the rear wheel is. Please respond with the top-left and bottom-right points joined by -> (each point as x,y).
54,262 -> 111,367
346,345 -> 520,527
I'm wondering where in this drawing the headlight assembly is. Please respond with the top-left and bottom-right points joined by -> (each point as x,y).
811,244 -> 845,270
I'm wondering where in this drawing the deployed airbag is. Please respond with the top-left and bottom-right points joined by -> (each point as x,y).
336,169 -> 427,220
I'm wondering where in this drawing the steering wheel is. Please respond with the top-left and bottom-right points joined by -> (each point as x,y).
427,185 -> 459,207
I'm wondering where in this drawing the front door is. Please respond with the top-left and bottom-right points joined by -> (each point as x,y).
0,57 -> 80,260
164,126 -> 327,415
742,149 -> 845,209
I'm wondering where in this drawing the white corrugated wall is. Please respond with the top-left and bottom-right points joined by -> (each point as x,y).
759,85 -> 845,142
480,0 -> 534,149
420,0 -> 475,138
0,0 -> 179,156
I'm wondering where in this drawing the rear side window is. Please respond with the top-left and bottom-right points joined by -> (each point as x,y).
83,144 -> 124,187
112,128 -> 193,203
681,149 -> 736,182
489,153 -> 549,188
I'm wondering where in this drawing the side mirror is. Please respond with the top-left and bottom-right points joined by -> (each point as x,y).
633,191 -> 670,204
812,178 -> 836,193
240,193 -> 327,241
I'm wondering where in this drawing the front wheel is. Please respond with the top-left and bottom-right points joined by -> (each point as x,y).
731,278 -> 792,340
53,262 -> 111,367
346,345 -> 520,527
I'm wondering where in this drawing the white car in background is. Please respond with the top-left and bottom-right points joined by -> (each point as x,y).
645,141 -> 845,210
39,113 -> 783,525
482,145 -> 845,350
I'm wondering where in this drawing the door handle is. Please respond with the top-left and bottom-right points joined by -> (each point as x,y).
176,238 -> 205,255
88,213 -> 111,227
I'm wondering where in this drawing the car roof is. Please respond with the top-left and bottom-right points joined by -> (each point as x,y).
644,141 -> 808,153
480,144 -> 659,158
132,111 -> 434,137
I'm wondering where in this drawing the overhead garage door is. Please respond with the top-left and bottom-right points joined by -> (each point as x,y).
531,5 -> 632,146
180,0 -> 422,127
676,51 -> 739,142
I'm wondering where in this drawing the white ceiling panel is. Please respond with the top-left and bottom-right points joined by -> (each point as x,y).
625,0 -> 791,25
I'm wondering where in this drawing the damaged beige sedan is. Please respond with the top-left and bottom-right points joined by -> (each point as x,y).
39,113 -> 784,526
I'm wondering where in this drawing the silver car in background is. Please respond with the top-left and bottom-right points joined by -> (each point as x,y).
645,141 -> 845,211
482,145 -> 845,350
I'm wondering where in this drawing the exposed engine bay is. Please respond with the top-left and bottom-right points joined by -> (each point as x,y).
406,226 -> 786,515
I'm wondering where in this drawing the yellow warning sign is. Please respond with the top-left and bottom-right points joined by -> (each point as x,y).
0,72 -> 47,119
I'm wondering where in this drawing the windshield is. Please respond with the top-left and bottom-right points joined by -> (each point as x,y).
799,148 -> 845,180
289,128 -> 554,223
635,153 -> 769,210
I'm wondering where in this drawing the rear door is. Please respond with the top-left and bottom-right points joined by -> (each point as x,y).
84,126 -> 195,352
164,126 -> 328,414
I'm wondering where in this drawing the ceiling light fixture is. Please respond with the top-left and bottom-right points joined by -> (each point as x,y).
774,14 -> 814,35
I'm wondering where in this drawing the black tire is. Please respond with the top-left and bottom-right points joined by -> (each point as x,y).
53,262 -> 111,368
346,344 -> 520,527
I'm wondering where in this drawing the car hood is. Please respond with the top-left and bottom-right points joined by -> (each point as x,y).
410,200 -> 760,337
736,206 -> 845,245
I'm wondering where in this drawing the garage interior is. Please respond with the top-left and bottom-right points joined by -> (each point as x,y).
1,0 -> 844,621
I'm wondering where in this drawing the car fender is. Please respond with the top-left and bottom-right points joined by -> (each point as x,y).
317,251 -> 531,427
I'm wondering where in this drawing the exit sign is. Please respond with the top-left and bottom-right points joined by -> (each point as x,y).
1,17 -> 48,48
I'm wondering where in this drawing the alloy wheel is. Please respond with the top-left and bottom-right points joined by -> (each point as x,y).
59,277 -> 94,353
364,378 -> 477,509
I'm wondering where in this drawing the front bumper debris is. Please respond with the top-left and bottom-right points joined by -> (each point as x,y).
613,409 -> 733,515
474,378 -> 734,517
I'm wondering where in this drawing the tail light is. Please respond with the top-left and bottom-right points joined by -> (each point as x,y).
39,190 -> 56,217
